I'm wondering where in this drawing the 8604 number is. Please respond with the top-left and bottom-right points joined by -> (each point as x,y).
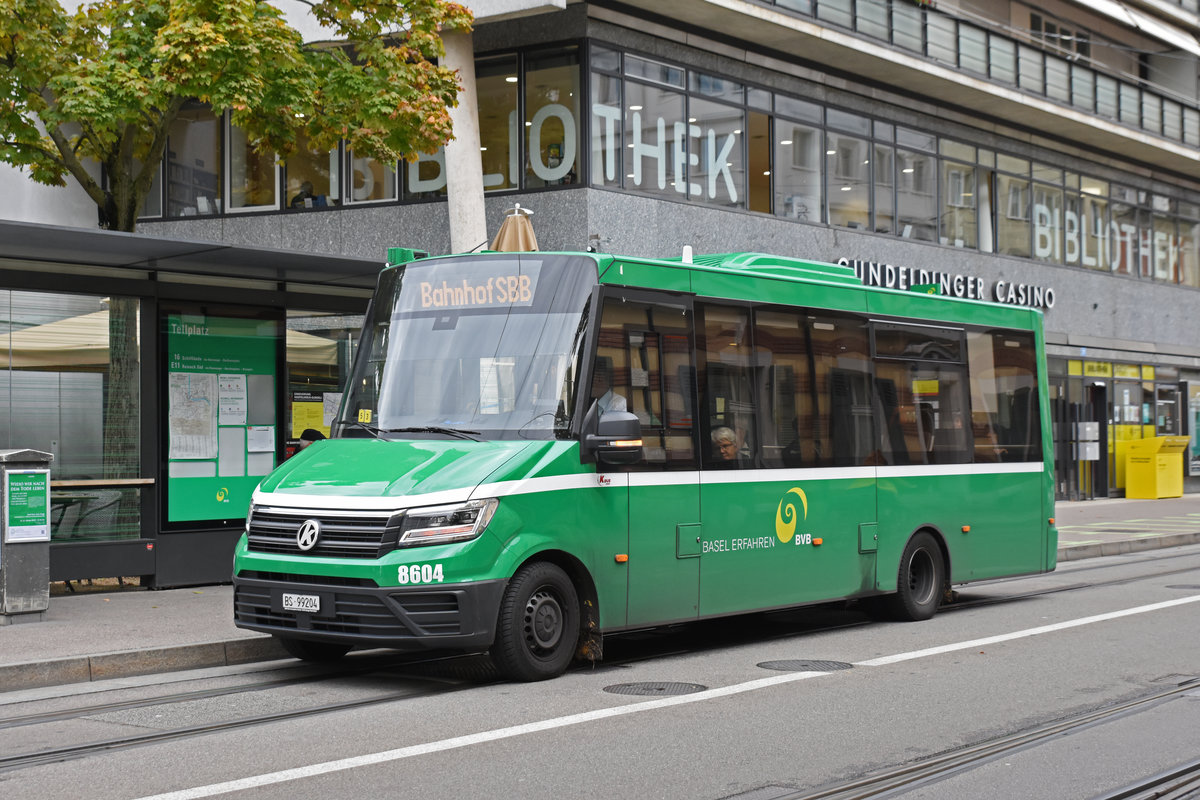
398,563 -> 444,585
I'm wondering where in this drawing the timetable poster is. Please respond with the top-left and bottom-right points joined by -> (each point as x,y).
166,314 -> 278,522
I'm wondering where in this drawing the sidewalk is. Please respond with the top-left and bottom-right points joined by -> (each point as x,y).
3,494 -> 1200,694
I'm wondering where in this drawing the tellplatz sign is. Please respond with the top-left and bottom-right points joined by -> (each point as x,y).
837,258 -> 1056,310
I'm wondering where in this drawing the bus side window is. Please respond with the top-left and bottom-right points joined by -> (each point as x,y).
753,308 -> 873,468
597,296 -> 696,469
967,329 -> 1042,462
698,304 -> 758,468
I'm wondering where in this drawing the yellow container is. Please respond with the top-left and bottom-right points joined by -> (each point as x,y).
1124,436 -> 1190,499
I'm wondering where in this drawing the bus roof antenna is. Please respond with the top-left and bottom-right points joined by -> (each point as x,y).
682,245 -> 694,264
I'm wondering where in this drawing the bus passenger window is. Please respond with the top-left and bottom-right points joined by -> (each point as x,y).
754,309 -> 873,468
699,304 -> 758,468
967,330 -> 1042,462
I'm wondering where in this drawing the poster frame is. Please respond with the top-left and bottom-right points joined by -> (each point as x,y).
4,468 -> 51,543
159,304 -> 285,531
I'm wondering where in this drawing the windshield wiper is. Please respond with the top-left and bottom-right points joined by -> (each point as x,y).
341,421 -> 383,438
387,426 -> 482,441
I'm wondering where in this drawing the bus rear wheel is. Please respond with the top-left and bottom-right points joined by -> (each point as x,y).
276,636 -> 352,662
885,532 -> 945,621
491,562 -> 580,681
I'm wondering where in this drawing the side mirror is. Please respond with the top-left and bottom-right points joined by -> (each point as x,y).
582,408 -> 644,465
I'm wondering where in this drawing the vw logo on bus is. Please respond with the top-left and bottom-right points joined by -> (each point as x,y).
296,519 -> 322,551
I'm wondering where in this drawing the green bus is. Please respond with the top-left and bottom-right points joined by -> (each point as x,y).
233,249 -> 1056,680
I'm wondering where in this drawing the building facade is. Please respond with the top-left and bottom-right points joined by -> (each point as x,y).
3,0 -> 1200,583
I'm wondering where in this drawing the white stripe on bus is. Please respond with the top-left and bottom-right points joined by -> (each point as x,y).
254,461 -> 1044,512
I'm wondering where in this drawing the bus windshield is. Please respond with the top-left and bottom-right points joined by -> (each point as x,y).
337,254 -> 597,440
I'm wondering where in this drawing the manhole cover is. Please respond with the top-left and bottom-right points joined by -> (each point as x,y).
603,681 -> 707,696
758,659 -> 854,672
1165,585 -> 1200,590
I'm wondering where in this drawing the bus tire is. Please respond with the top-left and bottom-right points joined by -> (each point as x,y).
491,562 -> 580,681
277,636 -> 352,662
886,532 -> 945,622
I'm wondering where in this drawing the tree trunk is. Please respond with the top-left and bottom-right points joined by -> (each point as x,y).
104,295 -> 141,539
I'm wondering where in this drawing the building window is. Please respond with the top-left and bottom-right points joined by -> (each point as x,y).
827,132 -> 870,229
345,151 -> 398,204
897,149 -> 936,241
688,96 -> 746,208
623,81 -> 685,200
228,119 -> 277,210
997,173 -> 1031,258
477,55 -> 520,192
590,72 -> 623,188
285,131 -> 340,210
747,111 -> 772,213
1153,214 -> 1179,283
167,103 -> 221,217
1179,209 -> 1200,288
941,161 -> 976,248
1033,183 -> 1064,263
874,143 -> 895,234
525,48 -> 581,188
774,121 -> 821,222
1110,188 -> 1138,275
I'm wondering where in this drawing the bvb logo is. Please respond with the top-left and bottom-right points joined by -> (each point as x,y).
774,487 -> 808,543
216,487 -> 229,502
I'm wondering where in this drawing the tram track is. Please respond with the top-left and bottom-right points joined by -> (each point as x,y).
0,684 -> 458,773
769,678 -> 1200,800
1091,755 -> 1200,800
0,651 -> 505,775
2,549 -> 1196,777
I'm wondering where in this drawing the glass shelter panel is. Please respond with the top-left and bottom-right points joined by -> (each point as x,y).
0,291 -> 141,541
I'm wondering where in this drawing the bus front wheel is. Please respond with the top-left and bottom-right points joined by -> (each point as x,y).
492,562 -> 580,681
886,532 -> 945,622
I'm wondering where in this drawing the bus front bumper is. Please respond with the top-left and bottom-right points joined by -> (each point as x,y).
233,572 -> 506,651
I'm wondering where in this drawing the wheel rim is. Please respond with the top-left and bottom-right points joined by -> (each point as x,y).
523,587 -> 564,653
907,547 -> 937,605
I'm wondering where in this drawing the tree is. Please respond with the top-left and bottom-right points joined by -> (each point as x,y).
1,0 -> 473,232
0,0 -> 471,501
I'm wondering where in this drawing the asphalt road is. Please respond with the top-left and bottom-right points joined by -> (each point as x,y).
2,543 -> 1198,800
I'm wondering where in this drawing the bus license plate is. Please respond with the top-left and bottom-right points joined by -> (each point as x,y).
282,593 -> 320,613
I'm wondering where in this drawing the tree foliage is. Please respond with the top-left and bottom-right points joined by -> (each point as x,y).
0,0 -> 472,232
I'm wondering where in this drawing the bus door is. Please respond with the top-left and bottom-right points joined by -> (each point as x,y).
593,292 -> 701,626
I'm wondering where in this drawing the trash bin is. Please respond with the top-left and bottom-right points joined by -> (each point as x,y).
0,449 -> 54,625
1124,436 -> 1189,499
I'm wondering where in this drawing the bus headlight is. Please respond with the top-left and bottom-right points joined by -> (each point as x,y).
397,498 -> 498,547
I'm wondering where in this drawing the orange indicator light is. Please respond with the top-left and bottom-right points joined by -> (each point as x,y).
812,538 -> 823,546
613,439 -> 643,448
1048,517 -> 1055,525
615,554 -> 629,563
962,525 -> 971,533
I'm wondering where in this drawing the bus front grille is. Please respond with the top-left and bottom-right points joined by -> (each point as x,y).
234,584 -> 463,638
246,507 -> 400,559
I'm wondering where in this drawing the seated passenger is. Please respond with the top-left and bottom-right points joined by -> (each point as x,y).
712,426 -> 739,462
591,357 -> 627,414
712,425 -> 753,467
